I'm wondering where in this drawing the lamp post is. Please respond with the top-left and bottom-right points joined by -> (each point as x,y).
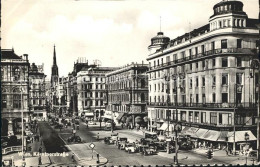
245,132 -> 250,165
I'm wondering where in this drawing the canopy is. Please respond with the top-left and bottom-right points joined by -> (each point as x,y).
201,130 -> 221,141
227,130 -> 257,142
181,127 -> 199,138
158,122 -> 169,131
116,113 -> 125,121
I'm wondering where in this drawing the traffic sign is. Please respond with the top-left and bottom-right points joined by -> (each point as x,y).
89,143 -> 95,149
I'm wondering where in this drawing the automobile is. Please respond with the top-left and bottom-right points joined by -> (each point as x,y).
157,135 -> 166,142
104,137 -> 111,144
144,132 -> 158,142
109,133 -> 118,144
179,142 -> 192,150
116,137 -> 128,146
154,141 -> 166,151
88,121 -> 96,125
67,135 -> 81,143
141,145 -> 156,156
118,141 -> 128,150
125,143 -> 137,153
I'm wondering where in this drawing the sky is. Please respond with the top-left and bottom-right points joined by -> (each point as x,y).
2,0 -> 258,78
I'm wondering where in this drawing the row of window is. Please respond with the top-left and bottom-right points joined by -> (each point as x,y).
150,92 -> 242,104
149,57 -> 243,80
153,110 -> 247,125
84,100 -> 104,106
82,76 -> 105,82
107,79 -> 146,90
81,83 -> 106,90
150,73 -> 245,93
150,39 -> 244,68
83,92 -> 104,98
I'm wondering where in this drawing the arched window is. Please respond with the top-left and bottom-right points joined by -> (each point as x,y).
13,67 -> 20,81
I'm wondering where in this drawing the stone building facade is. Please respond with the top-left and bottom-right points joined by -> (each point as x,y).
147,0 -> 259,149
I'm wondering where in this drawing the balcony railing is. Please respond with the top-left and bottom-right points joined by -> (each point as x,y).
149,48 -> 258,71
147,102 -> 256,108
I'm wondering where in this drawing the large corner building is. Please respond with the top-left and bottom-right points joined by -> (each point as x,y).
147,0 -> 259,149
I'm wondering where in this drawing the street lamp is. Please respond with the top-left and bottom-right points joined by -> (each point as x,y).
245,132 -> 250,165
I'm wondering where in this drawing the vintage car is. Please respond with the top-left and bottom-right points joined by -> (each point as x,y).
67,135 -> 82,143
116,137 -> 128,146
157,135 -> 166,142
108,133 -> 118,144
140,145 -> 156,156
144,132 -> 158,143
125,143 -> 137,153
104,136 -> 111,144
88,121 -> 96,125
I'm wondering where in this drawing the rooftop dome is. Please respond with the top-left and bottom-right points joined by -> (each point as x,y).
148,32 -> 170,52
210,0 -> 246,18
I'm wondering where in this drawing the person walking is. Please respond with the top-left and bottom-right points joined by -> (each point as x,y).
71,153 -> 75,162
38,156 -> 42,165
39,146 -> 42,153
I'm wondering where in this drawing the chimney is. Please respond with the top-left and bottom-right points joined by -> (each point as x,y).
23,54 -> 28,61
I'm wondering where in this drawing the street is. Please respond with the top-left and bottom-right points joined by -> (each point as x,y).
41,120 -> 257,166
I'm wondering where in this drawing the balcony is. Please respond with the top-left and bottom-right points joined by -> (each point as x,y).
132,101 -> 147,105
148,48 -> 258,72
147,102 -> 256,109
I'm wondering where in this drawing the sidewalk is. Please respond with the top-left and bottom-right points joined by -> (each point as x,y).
3,127 -> 52,166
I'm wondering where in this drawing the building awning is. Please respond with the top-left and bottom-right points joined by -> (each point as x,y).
181,127 -> 199,138
195,128 -> 209,138
101,115 -> 113,120
217,131 -> 229,142
202,130 -> 220,141
85,113 -> 94,117
116,113 -> 125,121
227,130 -> 257,142
158,122 -> 169,131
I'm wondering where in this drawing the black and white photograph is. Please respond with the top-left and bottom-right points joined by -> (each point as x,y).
1,0 -> 260,166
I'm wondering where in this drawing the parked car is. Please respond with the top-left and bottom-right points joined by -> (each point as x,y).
67,135 -> 81,143
141,145 -> 156,155
157,135 -> 166,142
116,137 -> 127,146
104,137 -> 111,144
144,132 -> 158,142
125,143 -> 137,153
88,121 -> 96,125
154,141 -> 166,151
109,133 -> 118,144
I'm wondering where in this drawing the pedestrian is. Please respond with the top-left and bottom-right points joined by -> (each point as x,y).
71,153 -> 75,162
38,156 -> 42,165
39,147 -> 42,153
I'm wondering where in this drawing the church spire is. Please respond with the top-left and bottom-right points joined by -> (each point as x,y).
53,44 -> 57,65
51,44 -> 59,87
